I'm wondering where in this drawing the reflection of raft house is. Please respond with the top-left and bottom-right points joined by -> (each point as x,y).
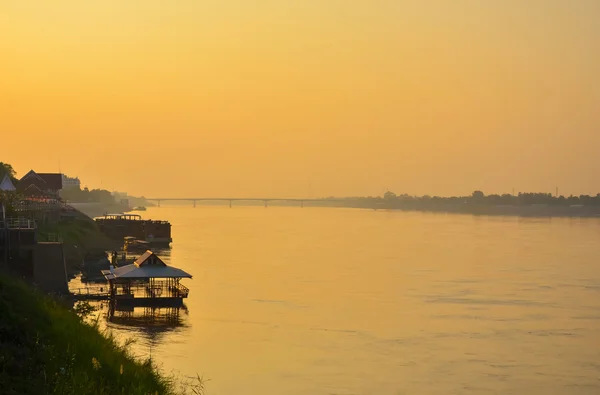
95,214 -> 172,245
101,251 -> 191,306
108,305 -> 187,332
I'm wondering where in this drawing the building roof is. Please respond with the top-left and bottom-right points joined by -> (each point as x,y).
20,170 -> 63,190
20,170 -> 44,183
102,250 -> 192,280
37,173 -> 63,190
0,174 -> 16,191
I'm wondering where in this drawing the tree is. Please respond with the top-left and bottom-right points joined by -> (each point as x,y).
471,190 -> 485,199
0,190 -> 22,216
0,162 -> 17,183
384,191 -> 397,200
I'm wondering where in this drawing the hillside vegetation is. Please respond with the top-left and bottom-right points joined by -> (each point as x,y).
0,273 -> 202,394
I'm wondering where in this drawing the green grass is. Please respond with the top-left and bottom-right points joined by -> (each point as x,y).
0,273 -> 201,395
37,215 -> 118,273
38,214 -> 115,250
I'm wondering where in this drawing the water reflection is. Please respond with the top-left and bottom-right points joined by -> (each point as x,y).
107,303 -> 188,332
87,301 -> 190,350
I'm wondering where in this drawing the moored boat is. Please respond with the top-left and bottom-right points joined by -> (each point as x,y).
95,214 -> 172,245
124,236 -> 151,252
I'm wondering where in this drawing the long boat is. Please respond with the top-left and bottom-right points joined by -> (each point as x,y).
95,214 -> 172,245
124,236 -> 151,252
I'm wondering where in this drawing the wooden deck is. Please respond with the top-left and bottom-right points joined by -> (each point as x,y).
71,280 -> 189,304
71,285 -> 110,300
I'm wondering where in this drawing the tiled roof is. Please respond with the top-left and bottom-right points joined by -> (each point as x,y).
37,173 -> 63,190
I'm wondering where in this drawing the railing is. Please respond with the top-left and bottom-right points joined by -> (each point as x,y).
145,220 -> 171,225
176,283 -> 189,298
13,200 -> 67,212
71,285 -> 110,298
0,217 -> 37,230
71,280 -> 189,300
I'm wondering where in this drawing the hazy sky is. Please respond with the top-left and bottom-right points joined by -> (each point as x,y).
2,1 -> 599,197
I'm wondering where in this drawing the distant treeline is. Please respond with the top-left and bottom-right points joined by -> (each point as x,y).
60,187 -> 115,204
60,187 -> 150,207
317,191 -> 600,211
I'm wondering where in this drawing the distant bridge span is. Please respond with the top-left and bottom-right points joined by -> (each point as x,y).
144,197 -> 342,208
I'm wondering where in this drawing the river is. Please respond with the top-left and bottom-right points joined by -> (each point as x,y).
81,206 -> 600,394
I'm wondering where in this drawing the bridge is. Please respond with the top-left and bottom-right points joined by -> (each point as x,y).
145,198 -> 342,208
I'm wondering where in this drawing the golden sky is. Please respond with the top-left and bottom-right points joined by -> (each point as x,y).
1,1 -> 599,197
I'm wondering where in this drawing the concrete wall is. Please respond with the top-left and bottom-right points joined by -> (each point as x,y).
1,229 -> 36,276
34,242 -> 68,294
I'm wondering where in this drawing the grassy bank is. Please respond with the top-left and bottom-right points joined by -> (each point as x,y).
37,212 -> 118,275
37,210 -> 114,248
0,273 -> 195,395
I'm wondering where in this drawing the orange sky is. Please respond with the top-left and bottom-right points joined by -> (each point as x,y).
1,1 -> 599,198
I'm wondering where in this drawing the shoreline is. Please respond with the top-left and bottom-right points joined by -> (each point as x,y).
309,201 -> 600,218
148,200 -> 600,218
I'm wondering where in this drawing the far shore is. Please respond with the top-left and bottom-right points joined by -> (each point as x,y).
313,201 -> 600,218
119,199 -> 600,218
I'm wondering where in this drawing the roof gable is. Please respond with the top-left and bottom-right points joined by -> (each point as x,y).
0,174 -> 16,191
20,170 -> 45,183
19,171 -> 63,190
134,250 -> 167,267
101,251 -> 192,280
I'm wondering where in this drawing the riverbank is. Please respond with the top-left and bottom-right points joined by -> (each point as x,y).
312,200 -> 600,218
0,210 -> 207,393
36,210 -> 119,278
399,204 -> 600,217
0,272 -> 188,394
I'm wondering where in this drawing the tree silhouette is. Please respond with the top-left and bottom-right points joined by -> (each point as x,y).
384,191 -> 397,200
0,162 -> 17,183
471,190 -> 485,199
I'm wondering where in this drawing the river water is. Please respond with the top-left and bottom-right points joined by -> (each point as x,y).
83,206 -> 600,394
